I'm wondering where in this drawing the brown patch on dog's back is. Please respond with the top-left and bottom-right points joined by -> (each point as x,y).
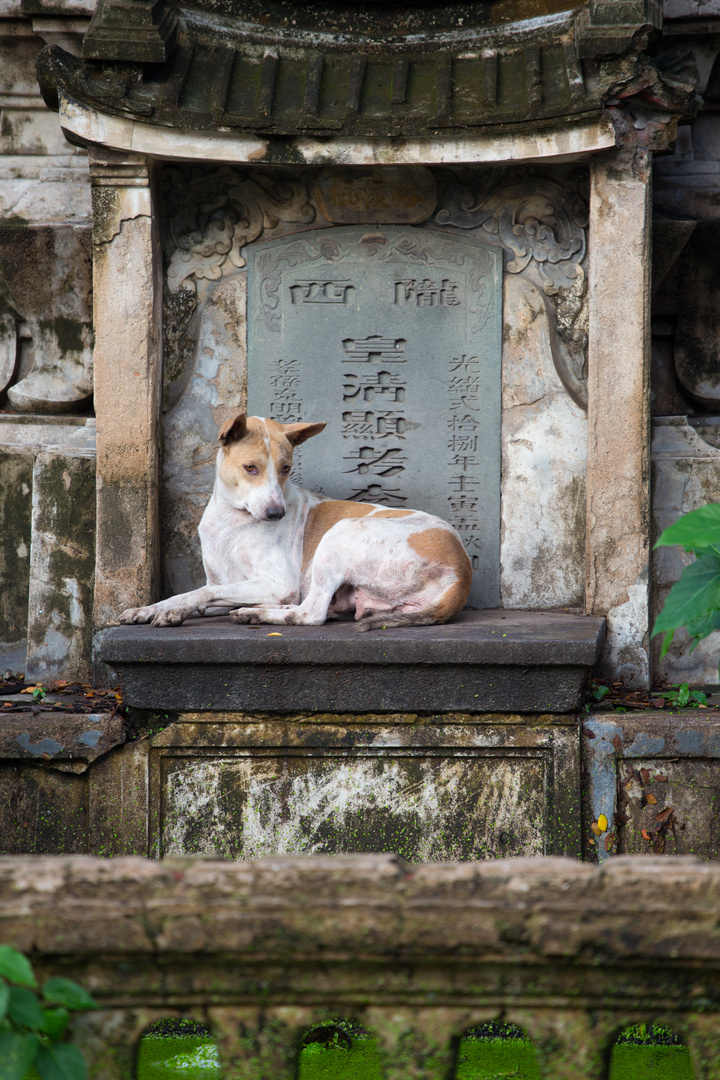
302,500 -> 377,573
408,527 -> 472,621
372,509 -> 414,518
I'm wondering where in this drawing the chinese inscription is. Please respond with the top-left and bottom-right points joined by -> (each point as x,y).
248,226 -> 502,607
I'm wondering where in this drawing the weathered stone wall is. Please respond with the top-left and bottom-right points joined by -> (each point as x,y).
0,417 -> 96,680
0,3 -> 96,679
3,852 -> 720,1079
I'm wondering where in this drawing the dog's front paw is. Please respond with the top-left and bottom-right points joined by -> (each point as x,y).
150,607 -> 191,627
118,606 -> 158,624
230,607 -> 263,624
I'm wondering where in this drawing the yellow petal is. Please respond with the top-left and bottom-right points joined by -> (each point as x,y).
267,632 -> 282,636
598,814 -> 608,831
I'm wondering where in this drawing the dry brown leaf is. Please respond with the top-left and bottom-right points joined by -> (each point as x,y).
655,806 -> 674,824
626,781 -> 633,792
605,833 -> 616,852
655,773 -> 668,783
653,834 -> 666,855
640,767 -> 651,784
582,727 -> 596,739
588,837 -> 596,845
646,793 -> 657,805
591,823 -> 602,836
641,829 -> 651,841
612,735 -> 622,752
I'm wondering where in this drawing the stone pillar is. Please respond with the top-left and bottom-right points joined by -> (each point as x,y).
89,148 -> 162,628
586,150 -> 652,689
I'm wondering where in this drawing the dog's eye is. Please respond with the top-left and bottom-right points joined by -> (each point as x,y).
244,464 -> 258,474
281,464 -> 291,474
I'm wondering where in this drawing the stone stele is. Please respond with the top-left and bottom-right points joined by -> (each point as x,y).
247,225 -> 503,609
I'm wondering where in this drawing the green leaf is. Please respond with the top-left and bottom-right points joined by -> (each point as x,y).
592,685 -> 609,701
692,690 -> 709,705
685,609 -> 720,640
660,629 -> 675,659
678,683 -> 690,707
652,554 -> 720,639
0,947 -> 37,989
34,1043 -> 86,1080
42,981 -> 96,1013
9,986 -> 47,1031
0,1029 -> 38,1080
655,503 -> 720,552
0,980 -> 9,1022
41,1008 -> 70,1041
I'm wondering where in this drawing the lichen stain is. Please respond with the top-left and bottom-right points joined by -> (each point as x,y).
162,755 -> 545,861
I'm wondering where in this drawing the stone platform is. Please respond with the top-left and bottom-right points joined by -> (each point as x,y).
99,609 -> 605,713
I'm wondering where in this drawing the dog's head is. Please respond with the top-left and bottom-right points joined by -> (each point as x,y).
216,413 -> 326,521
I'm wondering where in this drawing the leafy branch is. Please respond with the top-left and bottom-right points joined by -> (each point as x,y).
652,503 -> 720,678
0,945 -> 96,1080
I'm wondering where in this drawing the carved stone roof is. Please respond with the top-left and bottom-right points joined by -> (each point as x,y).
38,0 -> 667,138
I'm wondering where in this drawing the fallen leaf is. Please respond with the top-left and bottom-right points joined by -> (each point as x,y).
653,834 -> 666,855
640,767 -> 651,784
591,823 -> 602,836
267,633 -> 283,637
655,773 -> 668,783
588,837 -> 596,845
614,811 -> 629,827
641,830 -> 652,841
625,781 -> 633,793
612,735 -> 622,752
582,727 -> 596,739
20,687 -> 38,694
655,806 -> 674,824
646,793 -> 658,805
597,814 -> 608,831
605,833 -> 616,852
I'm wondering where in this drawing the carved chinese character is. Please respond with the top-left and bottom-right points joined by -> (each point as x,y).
290,280 -> 355,304
448,434 -> 479,453
450,454 -> 481,472
448,354 -> 481,373
447,414 -> 479,433
394,279 -> 461,307
347,483 -> 407,506
342,336 -> 407,362
271,401 -> 303,422
342,370 -> 406,403
343,446 -> 407,477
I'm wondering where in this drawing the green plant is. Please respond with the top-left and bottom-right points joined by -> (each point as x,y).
657,683 -> 708,708
653,503 -> 720,676
0,944 -> 96,1080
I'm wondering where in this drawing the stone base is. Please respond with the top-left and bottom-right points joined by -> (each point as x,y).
99,609 -> 605,714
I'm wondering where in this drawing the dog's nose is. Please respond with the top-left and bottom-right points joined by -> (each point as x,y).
266,507 -> 286,521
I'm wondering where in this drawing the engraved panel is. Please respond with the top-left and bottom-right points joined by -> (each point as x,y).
247,227 -> 502,608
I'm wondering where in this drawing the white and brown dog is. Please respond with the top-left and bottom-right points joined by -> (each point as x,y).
119,414 -> 472,631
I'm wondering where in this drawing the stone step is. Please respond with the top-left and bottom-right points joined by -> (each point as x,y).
99,609 -> 605,713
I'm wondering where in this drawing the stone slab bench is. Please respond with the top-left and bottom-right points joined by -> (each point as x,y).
98,609 -> 605,713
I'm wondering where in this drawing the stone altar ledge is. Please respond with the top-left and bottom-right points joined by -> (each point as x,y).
99,610 -> 605,714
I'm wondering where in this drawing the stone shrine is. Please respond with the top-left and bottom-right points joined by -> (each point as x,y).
7,0 -> 720,867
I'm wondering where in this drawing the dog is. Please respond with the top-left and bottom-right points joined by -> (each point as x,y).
119,413 -> 472,630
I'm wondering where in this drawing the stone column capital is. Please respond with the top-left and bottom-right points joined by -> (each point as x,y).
88,146 -> 151,185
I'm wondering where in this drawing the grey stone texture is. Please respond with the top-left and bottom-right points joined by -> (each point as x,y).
3,852 -> 720,1078
99,609 -> 605,713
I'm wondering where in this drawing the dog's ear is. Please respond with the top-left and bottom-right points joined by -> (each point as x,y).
283,422 -> 327,447
218,413 -> 248,445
